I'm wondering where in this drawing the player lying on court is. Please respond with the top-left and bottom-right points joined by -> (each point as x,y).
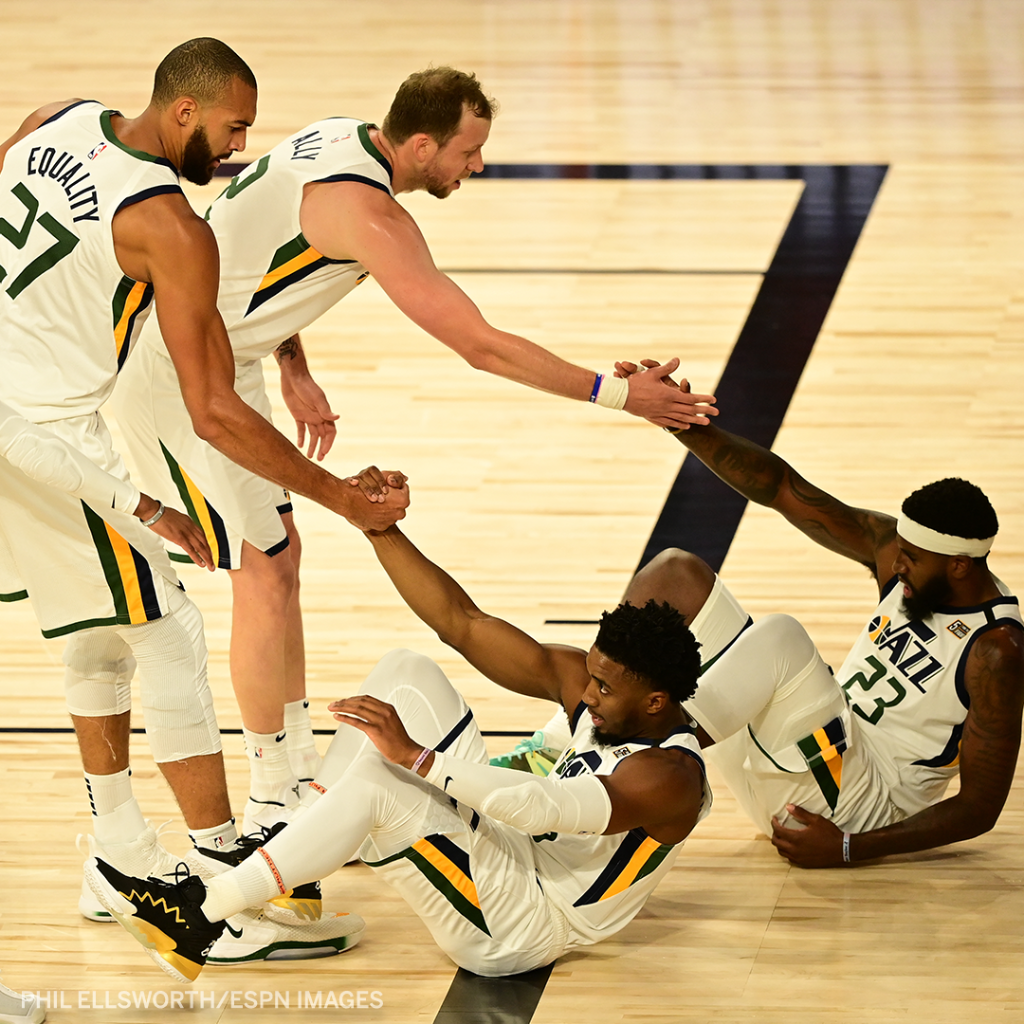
606,359 -> 1024,868
87,514 -> 713,981
111,64 -> 718,838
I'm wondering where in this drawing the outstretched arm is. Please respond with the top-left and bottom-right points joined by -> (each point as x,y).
771,625 -> 1024,867
365,525 -> 588,703
111,194 -> 408,533
299,180 -> 718,430
616,359 -> 897,581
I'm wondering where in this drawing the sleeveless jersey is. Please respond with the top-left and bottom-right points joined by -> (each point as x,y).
0,101 -> 181,421
837,575 -> 1022,815
200,118 -> 393,362
533,703 -> 712,945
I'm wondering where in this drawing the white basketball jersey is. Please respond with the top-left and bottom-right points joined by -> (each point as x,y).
199,118 -> 393,362
533,703 -> 712,945
0,101 -> 180,421
838,575 -> 1022,815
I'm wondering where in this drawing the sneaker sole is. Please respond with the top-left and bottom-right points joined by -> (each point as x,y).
83,861 -> 206,985
208,921 -> 365,965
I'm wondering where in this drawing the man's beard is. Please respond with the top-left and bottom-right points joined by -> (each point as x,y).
181,124 -> 218,186
591,726 -> 632,748
901,574 -> 953,621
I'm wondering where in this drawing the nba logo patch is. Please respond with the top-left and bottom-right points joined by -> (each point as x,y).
612,746 -> 630,759
88,142 -> 108,160
947,620 -> 971,639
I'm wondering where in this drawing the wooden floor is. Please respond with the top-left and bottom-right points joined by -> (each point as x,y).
2,1 -> 1024,1020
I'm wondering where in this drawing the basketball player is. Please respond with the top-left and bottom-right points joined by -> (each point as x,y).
0,38 -> 400,956
611,359 -> 1024,867
86,524 -> 712,981
111,66 -> 718,833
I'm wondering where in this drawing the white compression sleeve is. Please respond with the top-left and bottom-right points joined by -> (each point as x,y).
424,750 -> 612,835
0,402 -> 140,514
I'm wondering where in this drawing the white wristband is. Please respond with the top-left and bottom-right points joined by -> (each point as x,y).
842,831 -> 852,864
594,373 -> 629,411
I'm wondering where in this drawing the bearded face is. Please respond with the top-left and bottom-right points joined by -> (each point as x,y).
180,123 -> 219,186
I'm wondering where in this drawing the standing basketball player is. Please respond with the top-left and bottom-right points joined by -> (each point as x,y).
0,38 -> 399,957
111,66 -> 718,834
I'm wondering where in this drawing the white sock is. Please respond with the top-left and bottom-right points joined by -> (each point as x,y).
189,819 -> 239,852
202,851 -> 280,921
85,769 -> 146,845
243,726 -> 297,804
284,698 -> 321,782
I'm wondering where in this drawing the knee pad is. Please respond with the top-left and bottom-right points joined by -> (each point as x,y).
63,629 -> 135,717
122,587 -> 222,762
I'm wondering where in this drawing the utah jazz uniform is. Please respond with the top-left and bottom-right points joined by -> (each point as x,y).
0,101 -> 183,634
837,575 -> 1022,818
112,119 -> 392,568
698,574 -> 1022,835
362,674 -> 711,978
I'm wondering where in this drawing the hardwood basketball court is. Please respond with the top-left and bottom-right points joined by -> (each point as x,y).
1,2 -> 1023,1021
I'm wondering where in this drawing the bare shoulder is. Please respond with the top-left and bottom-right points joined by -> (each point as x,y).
112,193 -> 215,282
301,178 -> 416,260
966,623 -> 1024,710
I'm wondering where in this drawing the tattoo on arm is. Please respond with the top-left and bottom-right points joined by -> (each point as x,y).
275,335 -> 300,362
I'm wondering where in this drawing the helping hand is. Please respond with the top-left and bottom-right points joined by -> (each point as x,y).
615,357 -> 718,429
342,466 -> 410,532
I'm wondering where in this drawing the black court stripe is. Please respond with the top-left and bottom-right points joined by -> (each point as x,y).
432,965 -> 554,1024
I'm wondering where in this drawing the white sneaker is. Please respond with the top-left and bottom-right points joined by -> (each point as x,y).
0,974 -> 45,1024
207,907 -> 364,965
77,823 -> 187,924
241,794 -> 296,837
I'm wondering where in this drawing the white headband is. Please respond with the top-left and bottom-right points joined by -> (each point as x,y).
896,512 -> 995,558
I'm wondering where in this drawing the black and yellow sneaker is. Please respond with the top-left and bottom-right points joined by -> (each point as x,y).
86,857 -> 224,984
190,822 -> 322,924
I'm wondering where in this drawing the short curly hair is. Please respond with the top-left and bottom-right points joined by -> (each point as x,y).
594,600 -> 701,703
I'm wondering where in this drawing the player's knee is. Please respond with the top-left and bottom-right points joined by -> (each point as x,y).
758,613 -> 814,654
63,631 -> 134,716
627,548 -> 715,618
237,544 -> 298,608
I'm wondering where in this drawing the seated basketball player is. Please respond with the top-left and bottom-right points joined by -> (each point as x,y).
607,359 -> 1024,868
87,523 -> 713,981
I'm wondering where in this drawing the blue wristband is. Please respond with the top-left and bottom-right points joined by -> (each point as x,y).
588,373 -> 604,403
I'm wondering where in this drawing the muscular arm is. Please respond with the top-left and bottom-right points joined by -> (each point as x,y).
299,180 -> 716,429
365,525 -> 588,704
673,421 -> 898,582
0,99 -> 82,171
112,195 -> 406,532
773,625 -> 1024,866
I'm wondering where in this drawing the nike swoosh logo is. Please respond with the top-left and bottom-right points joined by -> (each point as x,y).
224,922 -> 243,938
275,733 -> 286,743
443,776 -> 453,791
